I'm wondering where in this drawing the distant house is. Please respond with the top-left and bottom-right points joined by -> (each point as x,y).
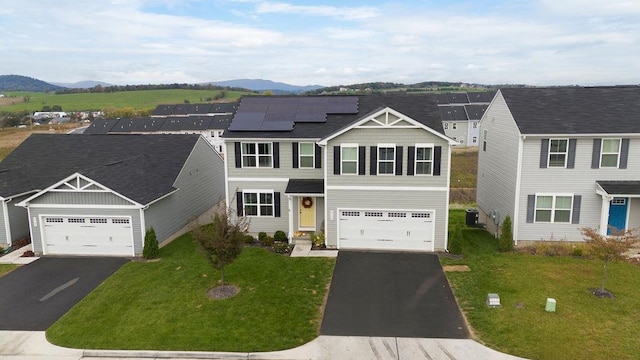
0,134 -> 225,256
0,94 -> 5,98
477,86 -> 640,244
435,92 -> 495,146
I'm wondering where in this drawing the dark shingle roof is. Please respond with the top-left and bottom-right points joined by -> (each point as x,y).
223,94 -> 444,139
151,103 -> 237,117
0,134 -> 201,204
83,119 -> 118,134
84,116 -> 231,135
109,118 -> 165,133
467,91 -> 496,103
151,105 -> 174,116
434,93 -> 470,105
285,179 -> 324,194
464,104 -> 488,120
597,181 -> 640,195
439,106 -> 468,121
500,87 -> 640,135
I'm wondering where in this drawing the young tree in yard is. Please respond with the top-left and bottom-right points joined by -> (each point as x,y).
498,216 -> 514,252
580,226 -> 639,296
192,210 -> 248,285
142,227 -> 159,259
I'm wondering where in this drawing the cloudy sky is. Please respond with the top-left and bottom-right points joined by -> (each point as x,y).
1,0 -> 639,86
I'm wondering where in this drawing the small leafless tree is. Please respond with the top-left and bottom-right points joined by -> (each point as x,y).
580,226 -> 639,294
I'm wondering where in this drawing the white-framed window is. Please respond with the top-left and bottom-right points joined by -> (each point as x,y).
601,138 -> 621,167
341,144 -> 358,175
483,130 -> 488,151
473,122 -> 478,128
241,142 -> 272,168
378,144 -> 395,175
444,123 -> 449,129
452,123 -> 457,129
299,142 -> 315,168
535,194 -> 573,223
415,144 -> 433,175
243,191 -> 274,217
472,136 -> 477,143
548,138 -> 569,167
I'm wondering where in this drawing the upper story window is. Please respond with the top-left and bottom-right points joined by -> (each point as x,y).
482,130 -> 488,151
473,122 -> 478,129
601,138 -> 621,167
452,123 -> 457,129
415,145 -> 433,175
444,123 -> 449,129
242,142 -> 272,168
535,194 -> 572,223
472,136 -> 477,143
341,145 -> 358,175
243,191 -> 273,217
378,145 -> 395,175
548,139 -> 568,167
299,142 -> 315,168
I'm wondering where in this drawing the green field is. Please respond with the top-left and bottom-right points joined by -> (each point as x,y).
0,89 -> 252,112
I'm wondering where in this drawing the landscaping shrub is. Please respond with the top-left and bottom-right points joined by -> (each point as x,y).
273,230 -> 287,242
258,232 -> 268,243
498,215 -> 514,252
309,232 -> 326,249
243,234 -> 255,245
272,241 -> 291,254
261,235 -> 274,247
143,227 -> 159,259
448,225 -> 463,254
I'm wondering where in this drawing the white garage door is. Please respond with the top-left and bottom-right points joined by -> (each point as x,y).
338,209 -> 434,251
42,216 -> 134,256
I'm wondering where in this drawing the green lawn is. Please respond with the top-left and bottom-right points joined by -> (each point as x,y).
444,210 -> 640,360
0,264 -> 17,277
47,235 -> 335,352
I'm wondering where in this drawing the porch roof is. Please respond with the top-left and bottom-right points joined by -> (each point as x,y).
597,181 -> 640,196
285,179 -> 324,194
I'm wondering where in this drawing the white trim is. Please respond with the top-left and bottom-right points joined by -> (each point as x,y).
548,138 -> 569,168
241,190 -> 275,217
327,185 -> 448,192
340,144 -> 359,175
286,193 -> 325,197
2,200 -> 11,245
228,177 -> 289,182
513,135 -> 525,244
525,133 -> 640,138
239,141 -> 274,169
413,144 -> 435,176
376,143 -> 396,176
318,107 -> 457,146
298,142 -> 315,169
24,204 -> 141,209
533,193 -> 574,224
139,208 -> 146,251
224,137 -> 321,142
224,141 -> 230,216
599,138 -> 622,168
287,195 -> 293,242
444,144 -> 452,250
323,144 -> 329,242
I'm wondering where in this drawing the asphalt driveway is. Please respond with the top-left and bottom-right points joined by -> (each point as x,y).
320,251 -> 469,338
0,257 -> 128,330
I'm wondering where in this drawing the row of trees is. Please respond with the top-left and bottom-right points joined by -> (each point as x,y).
55,83 -> 255,95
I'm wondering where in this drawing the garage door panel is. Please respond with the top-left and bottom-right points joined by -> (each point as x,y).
338,209 -> 434,252
43,216 -> 133,256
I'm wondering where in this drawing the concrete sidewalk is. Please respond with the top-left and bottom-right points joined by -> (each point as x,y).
0,243 -> 39,265
0,331 -> 526,359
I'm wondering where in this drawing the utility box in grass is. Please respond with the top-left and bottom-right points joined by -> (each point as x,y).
486,293 -> 500,307
545,298 -> 556,312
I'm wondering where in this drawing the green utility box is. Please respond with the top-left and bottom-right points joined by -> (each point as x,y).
545,298 -> 556,312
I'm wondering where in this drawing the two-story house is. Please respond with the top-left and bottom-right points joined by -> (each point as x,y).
477,86 -> 640,244
223,94 -> 456,252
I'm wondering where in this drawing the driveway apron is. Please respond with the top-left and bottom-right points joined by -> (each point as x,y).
0,257 -> 128,330
321,251 -> 468,338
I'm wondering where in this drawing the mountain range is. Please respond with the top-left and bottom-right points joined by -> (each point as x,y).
0,75 -> 65,92
207,79 -> 323,93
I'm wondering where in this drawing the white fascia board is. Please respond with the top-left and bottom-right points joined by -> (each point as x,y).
228,177 -> 290,182
327,185 -> 448,192
16,172 -> 142,208
223,137 -> 321,142
24,204 -> 142,209
286,193 -> 326,197
523,133 -> 640,138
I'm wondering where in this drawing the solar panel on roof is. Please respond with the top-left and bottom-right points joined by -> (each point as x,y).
264,112 -> 296,122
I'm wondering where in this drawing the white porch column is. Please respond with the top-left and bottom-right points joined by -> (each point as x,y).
599,195 -> 611,236
287,195 -> 293,243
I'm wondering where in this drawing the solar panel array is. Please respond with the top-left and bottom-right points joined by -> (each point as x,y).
228,97 -> 358,132
150,103 -> 238,117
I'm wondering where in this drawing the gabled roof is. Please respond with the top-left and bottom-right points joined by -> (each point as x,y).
223,94 -> 445,139
499,86 -> 640,135
434,93 -> 469,105
439,106 -> 468,121
83,116 -> 231,135
466,91 -> 496,103
0,134 -> 202,204
151,103 -> 238,117
464,104 -> 488,120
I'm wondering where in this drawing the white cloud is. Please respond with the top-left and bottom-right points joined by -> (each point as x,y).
253,1 -> 380,20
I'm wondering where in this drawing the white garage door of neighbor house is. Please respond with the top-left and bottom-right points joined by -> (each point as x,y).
338,209 -> 435,251
42,216 -> 134,256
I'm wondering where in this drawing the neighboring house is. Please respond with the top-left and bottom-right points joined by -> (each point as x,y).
0,134 -> 224,256
477,86 -> 640,244
435,92 -> 494,146
223,94 -> 456,252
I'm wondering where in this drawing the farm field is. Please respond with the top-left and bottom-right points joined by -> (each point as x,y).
0,89 -> 251,112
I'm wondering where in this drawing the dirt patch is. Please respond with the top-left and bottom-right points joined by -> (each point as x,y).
208,285 -> 240,299
590,288 -> 614,299
0,96 -> 24,107
443,265 -> 471,272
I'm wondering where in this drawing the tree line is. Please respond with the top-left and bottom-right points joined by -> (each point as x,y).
55,83 -> 256,95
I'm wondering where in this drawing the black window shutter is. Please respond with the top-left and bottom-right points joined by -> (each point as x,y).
236,192 -> 243,216
433,146 -> 442,176
370,146 -> 377,175
274,192 -> 281,217
567,139 -> 577,169
395,146 -> 403,175
407,146 -> 415,176
592,139 -> 601,169
526,195 -> 535,223
333,146 -> 340,175
292,142 -> 299,168
572,195 -> 581,224
358,146 -> 366,175
315,144 -> 322,169
620,138 -> 630,169
540,139 -> 549,168
234,142 -> 242,168
273,142 -> 280,168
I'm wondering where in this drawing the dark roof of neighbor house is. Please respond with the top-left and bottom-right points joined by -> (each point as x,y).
0,134 -> 201,204
151,103 -> 238,116
597,181 -> 640,195
466,91 -> 496,103
464,104 -> 488,120
434,93 -> 470,105
83,118 -> 118,134
223,94 -> 444,139
439,106 -> 468,121
83,116 -> 232,135
285,179 -> 324,194
109,118 -> 165,133
499,86 -> 640,135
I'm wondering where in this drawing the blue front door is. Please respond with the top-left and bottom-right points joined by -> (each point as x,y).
607,197 -> 628,235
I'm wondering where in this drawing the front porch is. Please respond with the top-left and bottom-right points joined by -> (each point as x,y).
284,179 -> 326,244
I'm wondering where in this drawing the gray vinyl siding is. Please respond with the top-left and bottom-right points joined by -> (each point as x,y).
476,92 -> 520,233
516,136 -> 640,242
6,194 -> 30,244
326,189 -> 448,250
30,191 -> 132,206
28,207 -> 142,255
628,198 -> 640,229
144,137 -> 225,244
467,121 -> 480,146
443,121 -> 469,146
226,139 -> 323,179
326,127 -> 450,188
228,180 -> 290,235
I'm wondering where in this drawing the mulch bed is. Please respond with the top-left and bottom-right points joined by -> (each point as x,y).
208,285 -> 240,299
590,288 -> 614,298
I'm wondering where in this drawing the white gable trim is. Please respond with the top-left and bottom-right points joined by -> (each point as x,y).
15,173 -> 143,208
318,107 -> 456,146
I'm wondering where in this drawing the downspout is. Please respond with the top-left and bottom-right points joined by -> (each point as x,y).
287,195 -> 293,243
2,199 -> 12,246
512,134 -> 525,246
